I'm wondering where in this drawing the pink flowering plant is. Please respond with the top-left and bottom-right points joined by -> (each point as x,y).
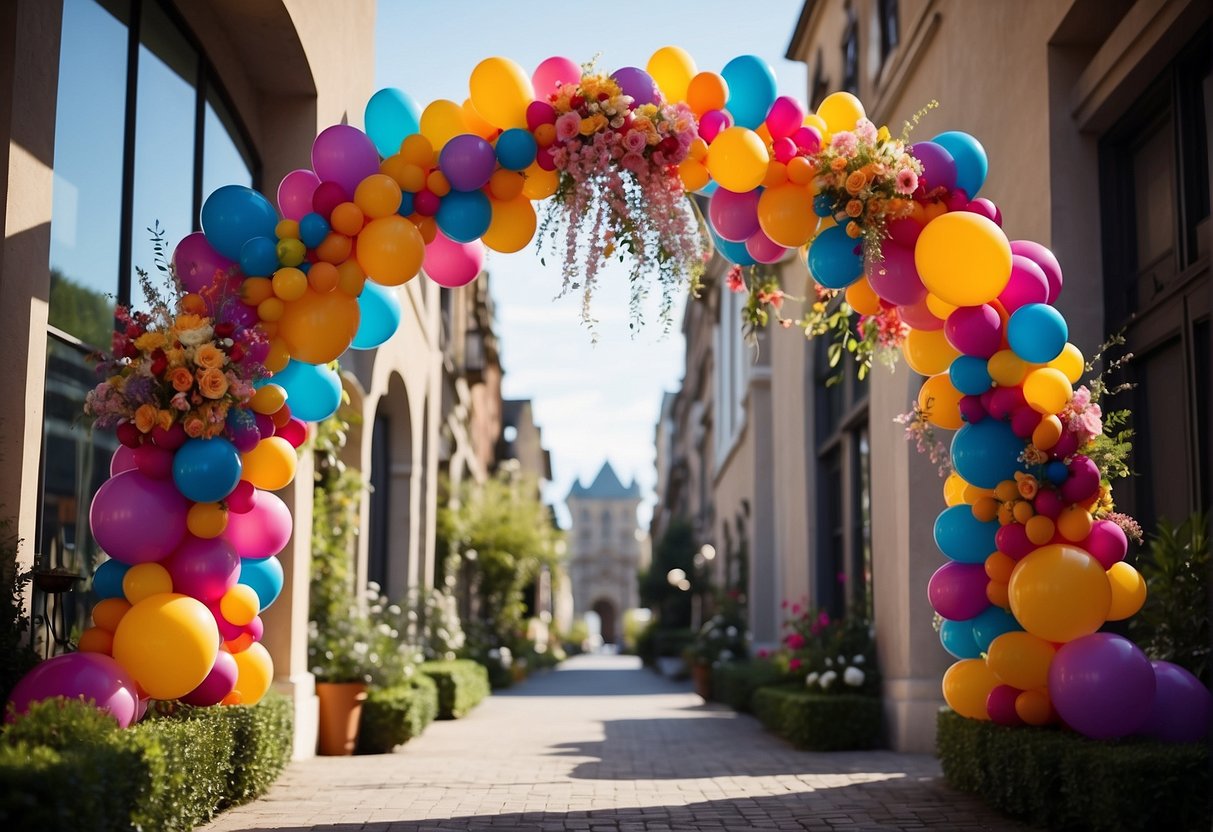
771,599 -> 879,696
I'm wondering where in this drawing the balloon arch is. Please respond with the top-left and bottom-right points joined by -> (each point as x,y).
9,48 -> 1210,744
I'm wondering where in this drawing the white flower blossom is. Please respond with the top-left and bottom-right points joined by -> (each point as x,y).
819,670 -> 838,689
824,657 -> 833,667
844,667 -> 865,687
852,655 -> 866,665
805,672 -> 820,687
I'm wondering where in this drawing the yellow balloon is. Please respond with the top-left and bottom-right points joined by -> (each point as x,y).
1023,367 -> 1072,415
815,91 -> 865,133
419,99 -> 467,151
278,287 -> 361,365
925,293 -> 957,320
271,267 -> 308,303
241,436 -> 297,492
78,626 -> 114,655
902,327 -> 959,376
356,215 -> 425,287
1009,544 -> 1111,642
522,162 -> 558,200
469,57 -> 533,130
845,276 -> 882,316
229,642 -> 274,706
1032,413 -> 1063,450
1106,561 -> 1147,621
987,632 -> 1056,691
705,127 -> 769,193
987,349 -> 1028,387
124,562 -> 173,604
917,373 -> 964,430
220,584 -> 261,628
678,158 -> 710,192
461,98 -> 499,140
646,46 -> 697,104
915,212 -> 1012,307
802,113 -> 829,137
187,502 -> 229,539
1049,342 -> 1084,384
112,593 -> 219,700
251,384 -> 286,416
482,195 -> 537,254
92,597 -> 131,632
354,174 -> 403,220
757,184 -> 816,247
943,472 -> 967,506
941,659 -> 998,720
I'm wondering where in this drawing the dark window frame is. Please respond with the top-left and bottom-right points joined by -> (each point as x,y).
877,0 -> 899,65
841,3 -> 860,96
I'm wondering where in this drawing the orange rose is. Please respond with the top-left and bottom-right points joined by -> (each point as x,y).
184,418 -> 205,438
1017,475 -> 1039,500
194,343 -> 226,370
845,221 -> 863,239
134,404 -> 158,434
830,157 -> 848,172
156,410 -> 174,432
169,366 -> 194,392
846,199 -> 864,218
197,367 -> 229,400
845,171 -> 867,195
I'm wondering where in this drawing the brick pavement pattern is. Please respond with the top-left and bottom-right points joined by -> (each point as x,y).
201,655 -> 1032,832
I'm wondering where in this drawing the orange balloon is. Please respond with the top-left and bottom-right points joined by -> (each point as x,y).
686,71 -> 728,115
123,563 -> 173,604
315,232 -> 352,265
482,195 -> 537,254
488,169 -> 525,201
91,597 -> 131,632
1106,561 -> 1147,620
250,384 -> 286,415
187,502 -> 229,539
426,170 -> 451,198
308,261 -> 339,293
942,659 -> 999,720
1015,689 -> 1055,726
917,373 -> 964,430
986,580 -> 1010,609
786,156 -> 815,185
264,337 -> 290,373
330,202 -> 365,237
336,258 -> 367,296
413,215 -> 438,244
987,631 -> 1056,690
355,174 -> 403,219
902,327 -> 959,376
1057,505 -> 1094,542
356,215 -> 425,286
678,159 -> 710,192
220,584 -> 260,628
241,277 -> 274,306
985,551 -> 1016,583
757,184 -> 816,247
1009,544 -> 1111,642
278,287 -> 360,364
462,98 -> 500,140
399,133 -> 435,168
762,160 -> 788,189
522,163 -> 558,200
1031,413 -> 1063,450
230,642 -> 274,706
845,276 -> 881,316
241,436 -> 298,491
78,626 -> 114,655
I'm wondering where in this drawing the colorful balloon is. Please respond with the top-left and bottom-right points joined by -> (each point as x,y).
6,652 -> 140,727
364,87 -> 422,158
112,593 -> 220,701
1049,633 -> 1155,739
90,471 -> 190,565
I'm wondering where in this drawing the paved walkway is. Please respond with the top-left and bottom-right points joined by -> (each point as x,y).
202,655 -> 1030,831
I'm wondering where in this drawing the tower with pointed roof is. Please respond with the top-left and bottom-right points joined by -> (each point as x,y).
566,461 -> 643,647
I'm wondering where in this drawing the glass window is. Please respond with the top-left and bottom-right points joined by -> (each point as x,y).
841,5 -> 860,95
878,0 -> 900,63
202,90 -> 254,198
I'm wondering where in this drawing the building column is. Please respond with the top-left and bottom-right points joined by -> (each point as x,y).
747,364 -> 778,644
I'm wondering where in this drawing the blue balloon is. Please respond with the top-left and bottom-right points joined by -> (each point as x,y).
436,190 -> 491,243
697,180 -> 719,197
273,359 -> 342,422
951,419 -> 1029,489
721,54 -> 777,129
807,224 -> 862,289
397,191 -> 415,217
351,282 -> 402,350
940,619 -> 981,659
238,555 -> 284,611
364,87 -> 422,158
239,236 -> 280,277
931,131 -> 988,198
496,128 -> 538,171
201,184 -> 280,260
710,228 -> 755,266
950,355 -> 992,396
92,558 -> 129,600
813,193 -> 835,217
970,606 -> 1021,651
299,212 -> 330,249
172,437 -> 243,503
934,504 -> 999,563
1045,460 -> 1069,485
1007,303 -> 1068,364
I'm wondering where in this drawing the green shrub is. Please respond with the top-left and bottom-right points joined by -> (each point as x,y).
937,709 -> 1212,831
358,674 -> 439,754
0,694 -> 292,831
752,684 -> 882,751
712,661 -> 784,712
419,659 -> 490,719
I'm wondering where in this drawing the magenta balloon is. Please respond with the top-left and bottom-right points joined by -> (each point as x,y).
166,534 -> 240,602
945,304 -> 1002,358
1009,240 -> 1063,303
90,470 -> 189,564
173,232 -> 234,294
959,396 -> 987,424
439,134 -> 497,192
745,229 -> 786,264
526,100 -> 557,130
424,231 -> 485,288
708,187 -> 760,243
1033,488 -> 1064,519
179,650 -> 239,707
986,684 -> 1023,726
1060,455 -> 1101,504
987,385 -> 1025,420
1140,661 -> 1213,743
962,198 -> 1002,226
110,445 -> 138,477
223,489 -> 292,560
867,242 -> 926,306
311,125 -> 380,196
6,653 -> 139,727
699,109 -> 731,143
995,523 -> 1034,559
886,218 -> 922,248
765,96 -> 805,140
897,295 -> 944,331
997,255 -> 1049,313
532,56 -> 581,99
928,561 -> 990,621
1049,633 -> 1155,739
276,417 -> 308,449
277,169 -> 321,221
610,66 -> 658,106
792,125 -> 821,155
1010,405 -> 1041,439
1081,519 -> 1129,569
133,443 -> 173,480
227,480 -> 256,515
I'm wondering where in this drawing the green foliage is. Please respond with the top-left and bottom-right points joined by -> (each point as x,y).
1130,511 -> 1211,684
751,684 -> 882,751
711,661 -> 783,713
357,674 -> 439,754
310,412 -> 361,630
308,584 -> 424,686
419,659 -> 490,719
1084,331 -> 1136,482
937,709 -> 1212,832
0,695 -> 292,831
684,608 -> 748,666
639,517 -> 694,628
0,522 -> 38,705
48,269 -> 114,348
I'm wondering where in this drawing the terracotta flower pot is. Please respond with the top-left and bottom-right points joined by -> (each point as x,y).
316,681 -> 367,756
692,663 -> 712,702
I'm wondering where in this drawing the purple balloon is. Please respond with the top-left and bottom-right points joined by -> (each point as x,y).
222,489 -> 293,560
110,446 -> 138,477
7,653 -> 139,727
912,141 -> 957,193
610,66 -> 659,106
311,125 -> 380,197
928,561 -> 990,621
90,470 -> 190,565
945,304 -> 1003,358
179,650 -> 239,707
1010,240 -> 1063,303
439,134 -> 498,193
998,255 -> 1050,312
277,169 -> 321,222
1049,633 -> 1156,739
165,534 -> 240,603
173,232 -> 234,295
868,242 -> 926,306
1140,661 -> 1213,743
745,229 -> 786,264
709,187 -> 761,243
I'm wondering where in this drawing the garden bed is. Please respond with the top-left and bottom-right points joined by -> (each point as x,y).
711,661 -> 785,712
752,684 -> 882,751
418,659 -> 491,719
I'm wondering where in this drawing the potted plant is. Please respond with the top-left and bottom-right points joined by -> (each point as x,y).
684,612 -> 749,702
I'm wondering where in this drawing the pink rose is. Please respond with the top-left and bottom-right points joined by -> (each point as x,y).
620,152 -> 646,174
623,130 -> 647,154
555,112 -> 581,142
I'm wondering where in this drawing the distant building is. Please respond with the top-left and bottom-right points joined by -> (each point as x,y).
566,462 -> 643,646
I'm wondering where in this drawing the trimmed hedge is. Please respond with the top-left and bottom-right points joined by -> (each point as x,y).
752,684 -> 882,751
712,661 -> 784,712
938,710 -> 1212,832
357,674 -> 439,754
419,659 -> 490,719
0,694 -> 292,831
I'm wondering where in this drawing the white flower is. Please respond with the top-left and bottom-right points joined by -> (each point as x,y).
819,670 -> 838,689
719,649 -> 733,662
387,605 -> 401,616
824,657 -> 833,667
726,626 -> 738,638
852,655 -> 866,665
836,655 -> 846,666
844,667 -> 865,687
805,672 -> 820,687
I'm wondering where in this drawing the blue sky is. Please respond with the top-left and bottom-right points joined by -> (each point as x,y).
375,0 -> 807,527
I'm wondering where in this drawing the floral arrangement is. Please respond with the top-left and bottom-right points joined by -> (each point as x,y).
308,582 -> 424,686
539,62 -> 708,330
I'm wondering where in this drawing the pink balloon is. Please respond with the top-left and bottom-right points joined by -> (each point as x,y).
7,653 -> 139,727
987,385 -> 1026,420
277,169 -> 321,221
1082,519 -> 1128,569
745,230 -> 786,264
887,218 -> 923,248
311,181 -> 348,220
1010,405 -> 1042,438
766,96 -> 805,140
179,650 -> 238,707
945,304 -> 1002,358
928,561 -> 990,621
223,489 -> 293,559
867,242 -> 926,306
792,125 -> 821,155
173,232 -> 234,295
110,446 -> 138,477
151,422 -> 187,451
312,125 -> 380,196
995,523 -> 1034,559
90,470 -> 190,564
959,396 -> 987,424
1060,455 -> 1101,503
772,137 -> 796,164
897,295 -> 943,330
962,198 -> 1002,225
526,101 -> 557,131
708,187 -> 760,243
986,684 -> 1023,726
699,109 -> 731,143
424,231 -> 484,288
1009,240 -> 1063,303
998,255 -> 1049,312
532,56 -> 582,99
166,535 -> 240,602
227,480 -> 257,515
276,417 -> 308,449
133,443 -> 173,480
1034,488 -> 1064,519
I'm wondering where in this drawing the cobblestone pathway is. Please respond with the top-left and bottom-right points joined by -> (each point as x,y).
202,654 -> 1031,831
